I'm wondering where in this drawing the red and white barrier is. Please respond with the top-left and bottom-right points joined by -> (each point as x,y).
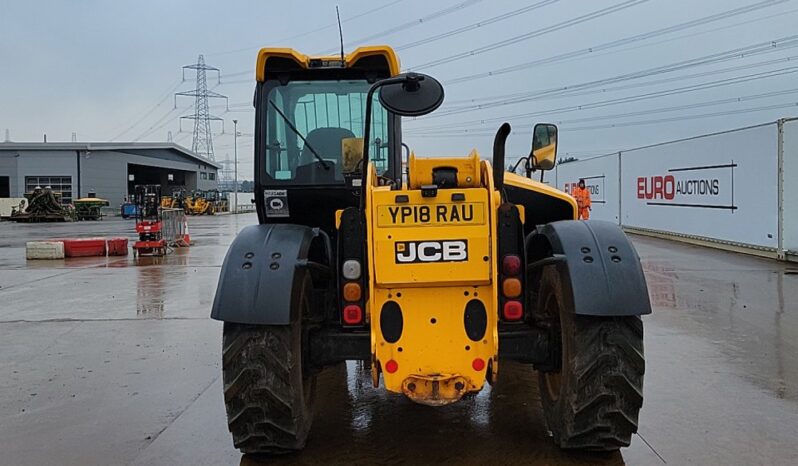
27,237 -> 129,259
26,241 -> 65,260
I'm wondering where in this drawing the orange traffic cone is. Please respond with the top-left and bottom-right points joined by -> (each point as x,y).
183,220 -> 191,246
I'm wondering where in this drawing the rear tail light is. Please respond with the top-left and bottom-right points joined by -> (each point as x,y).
502,278 -> 522,298
343,304 -> 363,325
472,358 -> 486,371
343,282 -> 362,302
342,260 -> 361,280
502,300 -> 523,321
502,254 -> 522,276
384,359 -> 399,374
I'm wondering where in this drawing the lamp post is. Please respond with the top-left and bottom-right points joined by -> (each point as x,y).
233,119 -> 238,214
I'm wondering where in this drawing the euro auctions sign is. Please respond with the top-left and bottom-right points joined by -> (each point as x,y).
564,177 -> 605,204
636,163 -> 735,210
621,123 -> 779,248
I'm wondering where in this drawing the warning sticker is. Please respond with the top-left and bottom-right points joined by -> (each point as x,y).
264,190 -> 289,218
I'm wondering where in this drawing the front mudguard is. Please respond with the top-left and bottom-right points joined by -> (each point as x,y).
210,223 -> 330,325
528,220 -> 651,317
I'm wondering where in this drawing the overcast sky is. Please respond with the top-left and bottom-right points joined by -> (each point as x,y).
2,0 -> 798,178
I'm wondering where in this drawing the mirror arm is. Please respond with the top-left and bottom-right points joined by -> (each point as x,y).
361,76 -> 407,210
526,155 -> 536,178
401,142 -> 410,159
361,84 -> 378,210
509,156 -> 526,174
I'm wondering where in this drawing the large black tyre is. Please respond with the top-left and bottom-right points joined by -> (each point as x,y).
537,266 -> 644,451
222,274 -> 316,454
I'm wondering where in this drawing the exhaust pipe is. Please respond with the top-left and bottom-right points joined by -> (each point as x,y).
492,122 -> 511,191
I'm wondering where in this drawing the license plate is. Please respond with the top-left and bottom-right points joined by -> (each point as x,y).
377,203 -> 485,227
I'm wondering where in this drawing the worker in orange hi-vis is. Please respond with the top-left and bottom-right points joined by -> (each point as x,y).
573,178 -> 592,220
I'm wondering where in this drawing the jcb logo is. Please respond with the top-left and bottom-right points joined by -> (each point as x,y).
395,240 -> 468,264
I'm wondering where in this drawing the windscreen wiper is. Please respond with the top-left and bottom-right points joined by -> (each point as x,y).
268,100 -> 330,170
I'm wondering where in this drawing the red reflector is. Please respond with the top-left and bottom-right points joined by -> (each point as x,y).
472,358 -> 486,371
343,304 -> 363,325
384,359 -> 398,374
503,300 -> 523,321
502,255 -> 522,276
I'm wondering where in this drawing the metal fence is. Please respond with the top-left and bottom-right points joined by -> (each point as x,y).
161,208 -> 190,247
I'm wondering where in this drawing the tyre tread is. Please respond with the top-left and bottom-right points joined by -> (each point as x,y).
538,267 -> 645,452
561,316 -> 645,450
222,323 -> 312,454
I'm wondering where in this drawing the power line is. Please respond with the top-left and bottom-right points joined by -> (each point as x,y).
109,79 -> 183,141
133,105 -> 189,141
444,53 -> 798,108
318,0 -> 487,54
407,66 -> 798,136
409,86 -> 798,136
409,0 -> 652,70
442,0 -> 791,84
565,101 -> 798,131
393,0 -> 559,52
407,56 -> 798,132
525,5 -> 798,80
407,97 -> 798,136
411,34 -> 798,122
132,81 -> 228,142
207,0 -> 406,58
213,3 -> 798,89
562,87 -> 798,124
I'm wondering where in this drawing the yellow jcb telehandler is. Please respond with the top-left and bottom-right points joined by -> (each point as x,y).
211,46 -> 650,455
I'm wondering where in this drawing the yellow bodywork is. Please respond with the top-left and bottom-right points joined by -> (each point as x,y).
185,194 -> 215,215
361,155 -> 500,405
255,45 -> 401,81
259,45 -> 576,406
504,171 -> 579,219
534,142 -> 557,169
352,156 -> 576,405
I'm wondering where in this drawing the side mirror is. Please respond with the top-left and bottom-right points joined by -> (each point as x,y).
530,123 -> 558,171
360,72 -> 445,208
378,73 -> 445,117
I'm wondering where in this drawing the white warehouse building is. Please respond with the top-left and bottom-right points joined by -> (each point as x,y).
0,142 -> 220,209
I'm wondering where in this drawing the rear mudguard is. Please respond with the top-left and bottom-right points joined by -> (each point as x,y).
210,223 -> 330,325
527,220 -> 651,317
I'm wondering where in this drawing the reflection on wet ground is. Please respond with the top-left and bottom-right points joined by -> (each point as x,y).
239,361 -> 626,466
640,240 -> 798,402
1,216 -> 797,465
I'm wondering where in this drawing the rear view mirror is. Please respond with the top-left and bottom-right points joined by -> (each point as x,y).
378,73 -> 444,117
360,72 -> 444,207
530,123 -> 558,171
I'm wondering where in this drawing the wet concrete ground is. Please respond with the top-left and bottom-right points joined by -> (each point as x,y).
1,214 -> 797,465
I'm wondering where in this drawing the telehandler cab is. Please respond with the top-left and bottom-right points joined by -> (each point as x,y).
211,46 -> 651,454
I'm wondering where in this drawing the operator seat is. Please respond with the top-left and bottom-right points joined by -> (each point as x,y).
296,127 -> 355,183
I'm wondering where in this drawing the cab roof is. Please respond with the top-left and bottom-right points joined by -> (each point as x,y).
255,46 -> 400,82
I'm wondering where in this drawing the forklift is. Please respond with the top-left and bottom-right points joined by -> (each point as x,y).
132,185 -> 167,257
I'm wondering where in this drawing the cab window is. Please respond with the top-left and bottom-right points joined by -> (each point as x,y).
263,80 -> 390,185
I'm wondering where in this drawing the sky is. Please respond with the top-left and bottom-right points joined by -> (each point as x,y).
2,0 -> 798,179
